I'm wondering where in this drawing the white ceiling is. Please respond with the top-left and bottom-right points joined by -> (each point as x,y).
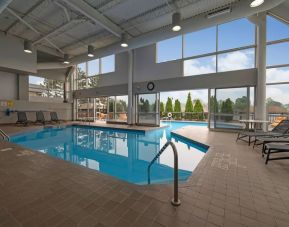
0,0 -> 288,63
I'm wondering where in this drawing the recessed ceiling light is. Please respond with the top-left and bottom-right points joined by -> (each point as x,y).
172,12 -> 181,32
250,0 -> 264,7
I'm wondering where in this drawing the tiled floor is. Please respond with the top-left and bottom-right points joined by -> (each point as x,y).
0,124 -> 289,227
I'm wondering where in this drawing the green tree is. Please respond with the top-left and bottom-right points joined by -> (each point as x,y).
165,97 -> 173,113
160,102 -> 165,117
210,95 -> 219,114
41,79 -> 64,98
174,99 -> 182,120
185,92 -> 194,120
193,99 -> 204,120
235,96 -> 248,112
221,98 -> 234,121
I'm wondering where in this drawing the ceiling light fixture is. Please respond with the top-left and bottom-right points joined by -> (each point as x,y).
207,7 -> 231,19
88,45 -> 94,57
63,54 -> 70,64
120,34 -> 128,47
250,0 -> 264,7
172,12 -> 181,32
24,40 -> 32,54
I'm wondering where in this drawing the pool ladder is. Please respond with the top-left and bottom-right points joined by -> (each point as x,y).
147,140 -> 181,206
0,129 -> 10,141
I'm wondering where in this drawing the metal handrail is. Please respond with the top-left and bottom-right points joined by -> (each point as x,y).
0,129 -> 10,141
147,141 -> 181,206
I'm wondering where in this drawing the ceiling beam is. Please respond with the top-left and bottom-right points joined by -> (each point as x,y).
32,19 -> 84,45
6,7 -> 65,54
5,0 -> 46,33
0,0 -> 13,14
60,0 -> 123,37
54,1 -> 70,22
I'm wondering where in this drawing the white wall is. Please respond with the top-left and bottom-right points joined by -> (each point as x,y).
0,71 -> 18,100
0,32 -> 37,74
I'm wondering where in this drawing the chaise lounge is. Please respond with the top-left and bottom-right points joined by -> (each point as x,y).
236,119 -> 289,146
263,143 -> 289,164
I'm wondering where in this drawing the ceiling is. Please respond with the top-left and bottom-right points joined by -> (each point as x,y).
0,0 -> 289,63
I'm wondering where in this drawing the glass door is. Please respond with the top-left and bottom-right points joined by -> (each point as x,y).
209,87 -> 251,130
136,93 -> 160,126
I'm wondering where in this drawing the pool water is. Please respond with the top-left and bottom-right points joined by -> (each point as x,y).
11,121 -> 208,185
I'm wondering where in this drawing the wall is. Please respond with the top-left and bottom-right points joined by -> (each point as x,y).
0,32 -> 37,74
0,71 -> 73,124
0,71 -> 18,100
0,101 -> 72,124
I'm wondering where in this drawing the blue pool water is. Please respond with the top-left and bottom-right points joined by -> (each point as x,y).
11,121 -> 208,185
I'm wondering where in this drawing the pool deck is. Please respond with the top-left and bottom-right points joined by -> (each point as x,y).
0,123 -> 289,227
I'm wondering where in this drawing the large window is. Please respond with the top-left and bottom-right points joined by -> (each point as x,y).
266,15 -> 289,121
156,36 -> 182,63
29,76 -> 64,98
157,18 -> 256,76
76,55 -> 115,90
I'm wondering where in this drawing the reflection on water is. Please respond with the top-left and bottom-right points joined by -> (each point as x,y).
12,123 -> 207,185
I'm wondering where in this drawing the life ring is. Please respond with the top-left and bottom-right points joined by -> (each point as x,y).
167,112 -> 172,118
147,82 -> 155,91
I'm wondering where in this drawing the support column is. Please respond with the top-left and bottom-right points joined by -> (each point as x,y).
127,50 -> 135,125
249,13 -> 267,130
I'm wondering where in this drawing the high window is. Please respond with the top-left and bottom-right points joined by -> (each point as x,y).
266,16 -> 289,118
76,55 -> 115,90
156,18 -> 256,76
29,76 -> 64,98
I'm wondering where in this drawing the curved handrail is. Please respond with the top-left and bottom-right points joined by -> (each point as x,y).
0,129 -> 10,141
147,140 -> 181,206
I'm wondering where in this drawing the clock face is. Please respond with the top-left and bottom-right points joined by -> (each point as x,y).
147,82 -> 155,91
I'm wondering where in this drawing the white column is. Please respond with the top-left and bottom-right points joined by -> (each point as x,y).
127,50 -> 135,125
249,13 -> 267,130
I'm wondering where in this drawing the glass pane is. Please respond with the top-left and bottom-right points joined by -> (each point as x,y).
267,84 -> 289,122
29,76 -> 44,85
138,93 -> 159,125
77,99 -> 89,120
101,55 -> 115,74
215,87 -> 248,129
88,59 -> 99,76
77,63 -> 86,79
184,27 -> 216,57
218,48 -> 255,72
267,16 -> 289,41
115,96 -> 128,122
77,79 -> 86,90
267,42 -> 289,66
87,77 -> 99,88
267,67 -> 289,84
218,18 -> 255,50
157,36 -> 182,63
184,56 -> 216,76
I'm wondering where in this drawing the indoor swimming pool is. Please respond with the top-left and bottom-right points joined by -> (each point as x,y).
11,121 -> 208,185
